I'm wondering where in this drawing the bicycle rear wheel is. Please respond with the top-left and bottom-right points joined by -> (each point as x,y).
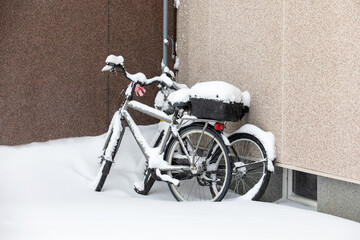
225,133 -> 271,200
165,124 -> 232,201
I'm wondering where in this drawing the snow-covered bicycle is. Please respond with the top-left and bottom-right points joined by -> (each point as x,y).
92,54 -> 276,201
91,55 -> 235,201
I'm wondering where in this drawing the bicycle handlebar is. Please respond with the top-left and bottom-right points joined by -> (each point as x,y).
102,55 -> 174,89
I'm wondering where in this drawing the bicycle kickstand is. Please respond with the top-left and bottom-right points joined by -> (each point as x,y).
134,168 -> 156,195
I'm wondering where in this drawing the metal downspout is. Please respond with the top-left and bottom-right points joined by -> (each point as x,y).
162,0 -> 168,73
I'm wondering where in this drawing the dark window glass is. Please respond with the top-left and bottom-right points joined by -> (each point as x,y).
292,171 -> 317,201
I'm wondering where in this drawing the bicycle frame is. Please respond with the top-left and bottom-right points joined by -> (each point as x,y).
104,82 -> 214,183
98,57 -> 234,198
97,55 -> 273,201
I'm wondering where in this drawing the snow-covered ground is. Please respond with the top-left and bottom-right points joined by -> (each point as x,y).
0,125 -> 359,240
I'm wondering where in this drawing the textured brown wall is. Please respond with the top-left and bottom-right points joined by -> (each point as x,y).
0,0 -> 175,145
108,0 -> 175,125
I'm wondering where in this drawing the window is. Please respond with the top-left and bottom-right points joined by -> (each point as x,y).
293,170 -> 317,201
284,169 -> 318,208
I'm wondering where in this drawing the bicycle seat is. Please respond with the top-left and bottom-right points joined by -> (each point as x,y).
105,55 -> 124,66
167,88 -> 191,108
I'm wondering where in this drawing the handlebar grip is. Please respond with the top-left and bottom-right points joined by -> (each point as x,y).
102,55 -> 176,89
102,65 -> 113,72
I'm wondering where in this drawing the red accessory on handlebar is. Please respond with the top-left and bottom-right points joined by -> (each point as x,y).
135,84 -> 146,97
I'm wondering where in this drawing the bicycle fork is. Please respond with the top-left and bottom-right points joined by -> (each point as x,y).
99,111 -> 126,177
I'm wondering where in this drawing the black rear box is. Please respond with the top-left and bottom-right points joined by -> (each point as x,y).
190,98 -> 246,122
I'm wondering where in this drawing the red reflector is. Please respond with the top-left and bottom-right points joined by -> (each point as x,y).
214,123 -> 224,131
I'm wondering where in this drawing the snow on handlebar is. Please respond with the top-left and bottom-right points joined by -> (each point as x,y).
102,55 -> 174,88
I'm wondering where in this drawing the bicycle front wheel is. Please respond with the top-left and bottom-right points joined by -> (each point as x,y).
225,133 -> 271,200
92,122 -> 123,192
165,124 -> 232,202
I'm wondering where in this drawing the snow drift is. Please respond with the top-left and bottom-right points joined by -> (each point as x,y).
0,125 -> 359,240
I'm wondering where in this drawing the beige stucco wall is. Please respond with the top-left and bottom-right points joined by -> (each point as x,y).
177,0 -> 360,183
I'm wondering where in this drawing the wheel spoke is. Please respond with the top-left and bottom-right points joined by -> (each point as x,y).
223,133 -> 270,200
184,136 -> 195,154
187,179 -> 197,200
166,125 -> 231,201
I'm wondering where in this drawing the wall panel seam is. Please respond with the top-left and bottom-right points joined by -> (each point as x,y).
107,0 -> 111,125
281,0 -> 285,164
210,0 -> 212,81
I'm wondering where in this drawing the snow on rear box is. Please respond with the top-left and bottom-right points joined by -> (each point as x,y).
189,81 -> 246,122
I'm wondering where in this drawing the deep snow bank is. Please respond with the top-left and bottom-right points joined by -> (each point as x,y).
0,125 -> 359,240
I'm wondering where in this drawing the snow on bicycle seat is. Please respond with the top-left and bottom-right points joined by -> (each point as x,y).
105,55 -> 124,66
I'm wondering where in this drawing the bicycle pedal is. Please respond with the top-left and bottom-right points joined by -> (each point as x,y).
153,169 -> 180,186
134,185 -> 147,195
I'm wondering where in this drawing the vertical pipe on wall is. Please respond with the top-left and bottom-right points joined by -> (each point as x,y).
162,0 -> 168,72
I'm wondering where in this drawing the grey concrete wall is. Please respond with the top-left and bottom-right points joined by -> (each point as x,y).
261,167 -> 283,202
261,168 -> 360,223
318,176 -> 360,223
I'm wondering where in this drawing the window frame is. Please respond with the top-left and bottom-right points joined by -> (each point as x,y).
283,169 -> 318,209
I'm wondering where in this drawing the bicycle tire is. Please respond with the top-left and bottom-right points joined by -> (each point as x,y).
93,126 -> 123,192
225,133 -> 271,200
134,130 -> 165,195
153,130 -> 165,148
94,160 -> 113,192
165,124 -> 232,202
